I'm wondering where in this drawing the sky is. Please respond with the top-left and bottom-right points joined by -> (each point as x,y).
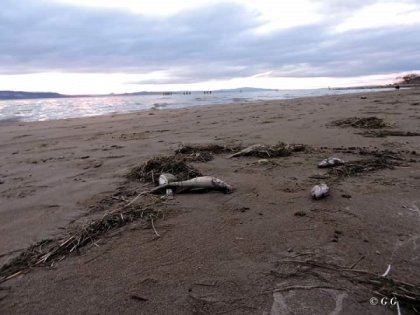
1,0 -> 420,94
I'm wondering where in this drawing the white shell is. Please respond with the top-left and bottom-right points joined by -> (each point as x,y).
311,183 -> 330,199
318,157 -> 345,168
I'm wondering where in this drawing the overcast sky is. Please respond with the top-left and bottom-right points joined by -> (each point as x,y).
1,0 -> 419,94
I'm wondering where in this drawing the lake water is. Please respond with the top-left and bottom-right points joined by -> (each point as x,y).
0,88 -> 392,122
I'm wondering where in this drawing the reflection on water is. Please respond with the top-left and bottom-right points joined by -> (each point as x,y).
0,88 -> 393,122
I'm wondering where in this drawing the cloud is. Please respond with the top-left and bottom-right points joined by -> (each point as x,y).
0,0 -> 419,85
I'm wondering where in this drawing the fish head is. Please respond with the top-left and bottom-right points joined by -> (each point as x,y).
211,177 -> 234,193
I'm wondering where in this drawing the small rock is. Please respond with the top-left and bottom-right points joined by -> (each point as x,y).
294,211 -> 307,217
341,194 -> 352,199
80,155 -> 90,159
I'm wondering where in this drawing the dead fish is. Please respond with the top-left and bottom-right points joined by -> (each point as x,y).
318,157 -> 345,168
311,183 -> 329,199
151,176 -> 233,194
228,143 -> 291,158
158,173 -> 177,185
158,173 -> 177,199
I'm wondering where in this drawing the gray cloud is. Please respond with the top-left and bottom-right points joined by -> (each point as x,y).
1,0 -> 419,83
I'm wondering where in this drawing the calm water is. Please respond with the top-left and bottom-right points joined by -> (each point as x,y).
0,88 -> 392,122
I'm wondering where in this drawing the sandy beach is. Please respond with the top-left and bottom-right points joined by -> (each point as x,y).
1,89 -> 420,314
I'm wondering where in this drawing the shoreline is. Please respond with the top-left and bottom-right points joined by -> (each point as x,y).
0,87 -> 399,124
1,88 -> 419,314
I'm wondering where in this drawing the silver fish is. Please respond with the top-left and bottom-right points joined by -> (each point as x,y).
158,173 -> 177,185
158,173 -> 177,199
151,176 -> 233,194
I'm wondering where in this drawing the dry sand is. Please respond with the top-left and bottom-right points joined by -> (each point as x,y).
1,89 -> 420,314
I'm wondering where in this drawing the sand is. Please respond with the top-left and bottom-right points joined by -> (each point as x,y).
1,89 -> 420,314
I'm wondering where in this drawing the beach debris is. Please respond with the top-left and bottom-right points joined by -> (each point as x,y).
318,157 -> 345,168
332,116 -> 391,129
228,142 -> 293,158
151,176 -> 233,194
328,157 -> 400,178
278,258 -> 420,312
130,295 -> 149,302
311,183 -> 329,199
0,196 -> 163,283
358,130 -> 420,138
175,143 -> 242,162
176,143 -> 241,155
381,264 -> 392,277
257,159 -> 270,165
294,211 -> 307,217
128,155 -> 201,183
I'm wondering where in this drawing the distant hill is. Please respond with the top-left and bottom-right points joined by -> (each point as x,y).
0,91 -> 67,100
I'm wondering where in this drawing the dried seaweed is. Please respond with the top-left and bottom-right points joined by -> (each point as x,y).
229,142 -> 308,158
358,130 -> 420,138
176,143 -> 242,155
332,116 -> 391,129
175,144 -> 243,162
127,155 -> 201,183
229,142 -> 292,158
0,199 -> 162,283
328,157 -> 400,178
279,258 -> 420,312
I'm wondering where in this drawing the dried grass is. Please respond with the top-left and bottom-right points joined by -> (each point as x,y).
280,258 -> 420,312
127,155 -> 201,183
332,116 -> 391,129
0,198 -> 162,283
229,142 -> 297,158
358,130 -> 420,138
175,144 -> 243,162
328,157 -> 400,178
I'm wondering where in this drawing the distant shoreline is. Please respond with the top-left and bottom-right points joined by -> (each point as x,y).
0,87 -> 398,122
0,87 -> 277,101
3,84 -> 418,101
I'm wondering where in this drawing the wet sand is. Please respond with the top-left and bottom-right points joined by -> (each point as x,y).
1,89 -> 420,314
